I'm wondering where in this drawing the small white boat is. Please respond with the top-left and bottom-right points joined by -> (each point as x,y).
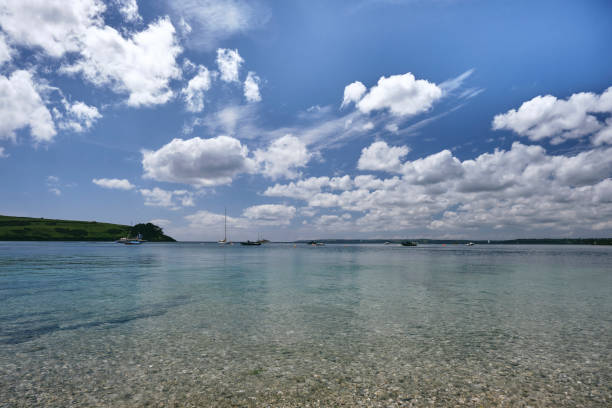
465,242 -> 475,246
218,208 -> 233,245
116,233 -> 146,245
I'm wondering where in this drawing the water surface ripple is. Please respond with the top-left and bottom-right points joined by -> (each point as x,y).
1,242 -> 610,406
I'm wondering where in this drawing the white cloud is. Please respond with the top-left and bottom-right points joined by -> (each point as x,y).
312,214 -> 354,231
140,187 -> 173,208
329,175 -> 353,190
243,204 -> 296,225
593,118 -> 612,146
492,87 -> 612,145
0,33 -> 14,65
362,121 -> 374,131
46,175 -> 61,195
0,0 -> 105,58
139,187 -> 195,209
59,101 -> 102,132
593,179 -> 612,203
0,70 -> 56,143
114,0 -> 141,22
243,71 -> 261,102
264,177 -> 335,201
341,81 -> 366,108
264,143 -> 612,236
402,149 -> 464,185
92,178 -> 135,190
142,135 -> 255,186
439,69 -> 474,95
216,48 -> 243,83
357,141 -> 409,173
356,72 -> 443,117
185,209 -> 249,231
62,17 -> 182,107
263,176 -> 354,201
181,65 -> 212,112
167,0 -> 268,50
0,147 -> 7,158
254,135 -> 311,180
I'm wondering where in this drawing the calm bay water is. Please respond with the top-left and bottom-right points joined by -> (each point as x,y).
1,242 -> 611,406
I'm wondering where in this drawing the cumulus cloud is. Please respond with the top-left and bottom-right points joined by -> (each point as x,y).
140,187 -> 194,209
0,33 -> 14,65
402,149 -> 464,185
0,147 -> 7,158
243,71 -> 261,102
184,210 -> 251,235
341,81 -> 366,108
357,141 -> 409,173
492,86 -> 612,145
0,70 -> 56,143
167,0 -> 269,50
243,204 -> 296,225
264,176 -> 354,200
181,65 -> 212,112
61,17 -> 182,107
92,178 -> 135,190
114,0 -> 141,22
142,135 -> 255,186
356,72 -> 443,117
254,135 -> 311,180
264,143 -> 612,236
593,118 -> 612,146
0,0 -> 105,58
216,48 -> 243,82
59,101 -> 102,132
312,213 -> 354,231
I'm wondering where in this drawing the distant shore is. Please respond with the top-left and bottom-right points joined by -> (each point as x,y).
294,238 -> 612,245
0,215 -> 175,242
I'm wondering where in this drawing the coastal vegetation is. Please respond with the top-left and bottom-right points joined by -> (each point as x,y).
0,215 -> 175,242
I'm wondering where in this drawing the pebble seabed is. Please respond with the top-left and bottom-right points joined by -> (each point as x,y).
1,243 -> 611,407
2,312 -> 610,407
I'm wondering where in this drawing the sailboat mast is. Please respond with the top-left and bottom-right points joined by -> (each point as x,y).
224,207 -> 227,241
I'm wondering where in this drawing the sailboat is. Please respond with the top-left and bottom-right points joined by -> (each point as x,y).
218,208 -> 232,245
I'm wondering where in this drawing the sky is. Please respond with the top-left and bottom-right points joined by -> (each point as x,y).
1,0 -> 612,241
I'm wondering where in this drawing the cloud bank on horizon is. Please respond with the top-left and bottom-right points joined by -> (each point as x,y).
1,0 -> 611,240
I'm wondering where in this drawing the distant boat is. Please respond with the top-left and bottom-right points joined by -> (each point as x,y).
308,241 -> 324,246
465,242 -> 475,246
240,240 -> 261,246
401,241 -> 417,246
256,233 -> 269,244
384,241 -> 392,245
218,208 -> 232,245
116,233 -> 146,245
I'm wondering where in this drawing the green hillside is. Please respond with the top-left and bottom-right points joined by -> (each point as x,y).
0,215 -> 175,242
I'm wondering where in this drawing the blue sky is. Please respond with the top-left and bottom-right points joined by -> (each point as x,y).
1,0 -> 612,241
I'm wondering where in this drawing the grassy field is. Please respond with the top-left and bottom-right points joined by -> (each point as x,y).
0,215 -> 173,241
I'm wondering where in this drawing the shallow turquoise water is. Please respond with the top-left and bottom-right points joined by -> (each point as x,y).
1,242 -> 611,406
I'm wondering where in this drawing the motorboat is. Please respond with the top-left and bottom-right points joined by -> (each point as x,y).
240,240 -> 261,246
116,233 -> 146,245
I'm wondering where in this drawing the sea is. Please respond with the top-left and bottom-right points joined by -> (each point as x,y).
1,242 -> 610,407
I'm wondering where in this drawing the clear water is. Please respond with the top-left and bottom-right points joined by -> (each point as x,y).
1,242 -> 611,406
